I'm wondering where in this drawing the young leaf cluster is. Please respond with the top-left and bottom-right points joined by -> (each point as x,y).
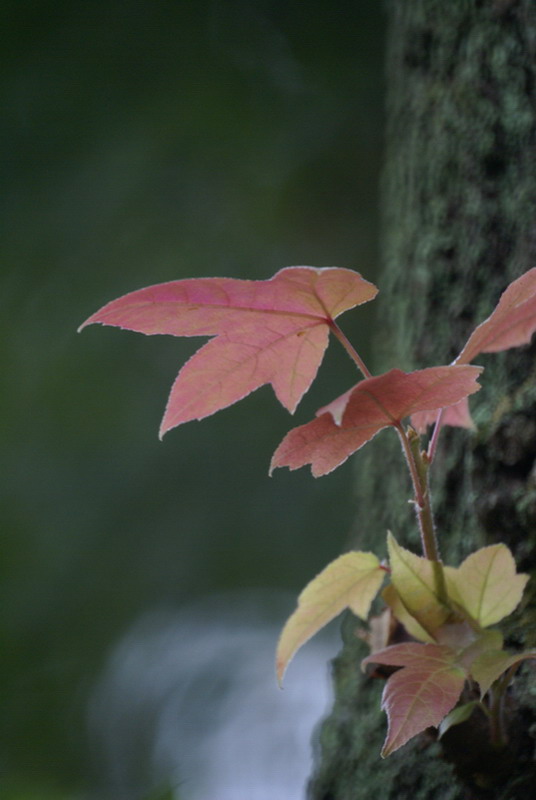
81,266 -> 536,758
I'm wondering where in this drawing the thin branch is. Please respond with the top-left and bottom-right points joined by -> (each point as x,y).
395,423 -> 449,604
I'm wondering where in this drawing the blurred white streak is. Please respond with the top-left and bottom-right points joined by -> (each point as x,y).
88,591 -> 336,800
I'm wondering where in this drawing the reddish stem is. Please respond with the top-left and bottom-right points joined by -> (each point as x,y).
395,423 -> 449,604
328,320 -> 372,379
427,408 -> 444,462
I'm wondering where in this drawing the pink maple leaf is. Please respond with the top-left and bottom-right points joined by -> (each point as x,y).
361,642 -> 466,756
79,266 -> 377,436
413,268 -> 536,434
456,267 -> 536,365
270,365 -> 482,477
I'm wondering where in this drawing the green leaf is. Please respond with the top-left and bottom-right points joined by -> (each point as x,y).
387,533 -> 450,635
444,544 -> 529,627
437,701 -> 481,739
456,629 -> 504,671
276,551 -> 385,684
471,648 -> 536,697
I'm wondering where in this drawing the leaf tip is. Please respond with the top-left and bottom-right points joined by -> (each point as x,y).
78,307 -> 108,332
276,651 -> 289,687
158,420 -> 170,441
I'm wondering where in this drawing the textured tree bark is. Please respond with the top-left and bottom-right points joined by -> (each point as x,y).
309,2 -> 536,798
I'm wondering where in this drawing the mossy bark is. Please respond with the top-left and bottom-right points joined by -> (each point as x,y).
309,2 -> 536,798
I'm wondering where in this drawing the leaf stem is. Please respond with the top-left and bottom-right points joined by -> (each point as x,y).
488,663 -> 518,748
327,319 -> 449,602
427,408 -> 444,462
395,423 -> 449,604
488,686 -> 507,748
396,424 -> 425,509
328,320 -> 372,379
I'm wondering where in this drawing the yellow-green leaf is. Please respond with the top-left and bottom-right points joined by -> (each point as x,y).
444,544 -> 529,628
381,583 -> 434,643
457,629 -> 503,672
276,551 -> 385,684
471,648 -> 536,697
438,701 -> 480,739
387,533 -> 450,635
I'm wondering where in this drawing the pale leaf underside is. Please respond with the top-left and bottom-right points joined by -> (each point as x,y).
276,551 -> 385,684
411,397 -> 474,435
381,583 -> 434,643
385,533 -> 450,635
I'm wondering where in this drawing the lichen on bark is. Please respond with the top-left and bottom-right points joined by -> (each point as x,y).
309,2 -> 536,798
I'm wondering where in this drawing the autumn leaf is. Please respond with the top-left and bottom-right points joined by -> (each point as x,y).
412,268 -> 536,433
444,544 -> 529,628
387,533 -> 451,636
456,267 -> 536,364
360,629 -> 527,756
361,642 -> 466,756
411,398 -> 474,435
276,551 -> 385,685
319,365 -> 482,426
270,365 -> 482,477
79,266 -> 377,436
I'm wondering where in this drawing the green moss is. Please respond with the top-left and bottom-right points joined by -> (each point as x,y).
310,1 -> 536,797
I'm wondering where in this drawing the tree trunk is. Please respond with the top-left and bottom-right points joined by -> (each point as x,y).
309,2 -> 536,798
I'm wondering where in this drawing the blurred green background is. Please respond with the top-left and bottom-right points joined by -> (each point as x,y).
1,1 -> 385,796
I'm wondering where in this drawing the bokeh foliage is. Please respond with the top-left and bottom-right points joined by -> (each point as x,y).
1,1 -> 384,793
